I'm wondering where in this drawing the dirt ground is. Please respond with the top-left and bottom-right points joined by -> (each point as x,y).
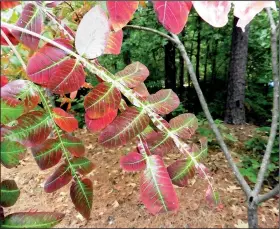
1,126 -> 279,228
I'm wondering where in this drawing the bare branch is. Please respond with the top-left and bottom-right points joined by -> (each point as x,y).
125,24 -> 252,196
253,9 -> 280,195
256,184 -> 280,203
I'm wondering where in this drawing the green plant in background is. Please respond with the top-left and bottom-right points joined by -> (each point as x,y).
238,127 -> 279,185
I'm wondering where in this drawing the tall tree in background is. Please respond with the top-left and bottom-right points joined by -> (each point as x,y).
225,16 -> 250,124
196,17 -> 202,81
164,39 -> 176,92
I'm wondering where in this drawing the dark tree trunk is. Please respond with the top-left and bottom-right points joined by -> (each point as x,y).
164,39 -> 176,92
211,39 -> 218,85
225,17 -> 250,124
196,17 -> 202,81
179,28 -> 186,99
248,197 -> 258,228
204,39 -> 209,85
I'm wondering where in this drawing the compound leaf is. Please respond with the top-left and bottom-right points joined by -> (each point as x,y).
53,107 -> 78,132
120,151 -> 146,171
1,140 -> 26,168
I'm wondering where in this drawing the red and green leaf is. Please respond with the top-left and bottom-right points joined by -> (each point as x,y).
70,178 -> 93,220
48,59 -> 85,95
107,1 -> 139,31
44,163 -> 72,193
27,38 -> 73,86
84,82 -> 121,119
85,109 -> 117,132
120,151 -> 146,171
1,27 -> 19,46
153,1 -> 192,34
1,140 -> 26,168
53,107 -> 78,132
0,98 -> 24,125
104,29 -> 123,55
99,107 -> 150,148
0,180 -> 20,207
192,1 -> 231,28
169,113 -> 198,140
115,62 -> 149,88
146,89 -> 180,115
75,5 -> 110,59
140,155 -> 179,215
12,3 -> 42,50
205,185 -> 220,206
70,157 -> 95,175
61,134 -> 85,157
7,110 -> 51,147
2,212 -> 64,228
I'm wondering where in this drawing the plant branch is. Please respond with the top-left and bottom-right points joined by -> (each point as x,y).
256,184 -> 280,203
253,8 -> 280,195
125,24 -> 251,196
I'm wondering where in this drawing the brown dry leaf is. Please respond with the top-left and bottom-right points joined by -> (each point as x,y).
234,219 -> 248,228
269,207 -> 279,216
227,185 -> 241,193
112,200 -> 119,208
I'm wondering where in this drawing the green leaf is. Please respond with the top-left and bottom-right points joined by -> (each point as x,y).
1,140 -> 26,168
0,180 -> 20,207
0,99 -> 24,125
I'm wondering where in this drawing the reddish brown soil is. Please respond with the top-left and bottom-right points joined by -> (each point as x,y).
1,127 -> 278,228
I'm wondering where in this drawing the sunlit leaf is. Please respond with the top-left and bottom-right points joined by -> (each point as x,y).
115,62 -> 149,88
7,110 -> 51,147
2,212 -> 64,228
147,89 -> 180,115
53,107 -> 78,132
0,1 -> 20,10
1,140 -> 26,168
48,59 -> 85,95
1,27 -> 19,46
120,151 -> 146,171
85,109 -> 117,132
169,113 -> 198,140
12,3 -> 42,50
75,5 -> 110,59
107,1 -> 139,31
140,155 -> 179,215
0,180 -> 20,207
27,38 -> 73,86
192,1 -> 231,27
104,29 -> 123,55
133,83 -> 150,99
84,82 -> 121,119
99,107 -> 149,148
44,163 -> 72,193
70,157 -> 95,175
153,1 -> 192,34
233,1 -> 277,31
70,178 -> 93,220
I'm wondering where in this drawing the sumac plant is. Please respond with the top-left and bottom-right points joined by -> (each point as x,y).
0,1 -> 278,228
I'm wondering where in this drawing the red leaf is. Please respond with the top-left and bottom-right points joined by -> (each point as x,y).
0,1 -> 20,10
133,83 -> 150,99
115,62 -> 149,88
140,155 -> 179,215
196,163 -> 210,179
27,38 -> 73,86
85,109 -> 117,133
52,107 -> 78,132
61,134 -> 85,157
1,27 -> 19,46
205,185 -> 220,206
104,29 -> 123,55
12,3 -> 42,50
44,163 -> 72,193
137,135 -> 152,156
84,82 -> 121,119
70,178 -> 93,220
147,89 -> 180,115
99,107 -> 150,148
192,1 -> 231,28
1,76 -> 8,87
233,1 -> 277,31
120,151 -> 146,171
153,1 -> 192,34
70,157 -> 95,175
107,1 -> 139,31
31,138 -> 62,170
48,59 -> 85,95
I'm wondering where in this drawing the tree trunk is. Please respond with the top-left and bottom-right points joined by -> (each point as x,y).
211,39 -> 218,85
224,17 -> 250,124
248,198 -> 258,228
164,39 -> 176,92
204,39 -> 209,85
196,17 -> 202,81
179,28 -> 185,99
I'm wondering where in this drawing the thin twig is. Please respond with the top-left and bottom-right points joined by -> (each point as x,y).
125,24 -> 252,196
256,184 -> 280,203
253,8 -> 279,195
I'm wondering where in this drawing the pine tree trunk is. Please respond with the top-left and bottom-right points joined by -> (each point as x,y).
224,17 -> 250,124
164,39 -> 176,92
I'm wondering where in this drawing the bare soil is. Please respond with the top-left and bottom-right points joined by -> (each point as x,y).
1,126 -> 279,228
